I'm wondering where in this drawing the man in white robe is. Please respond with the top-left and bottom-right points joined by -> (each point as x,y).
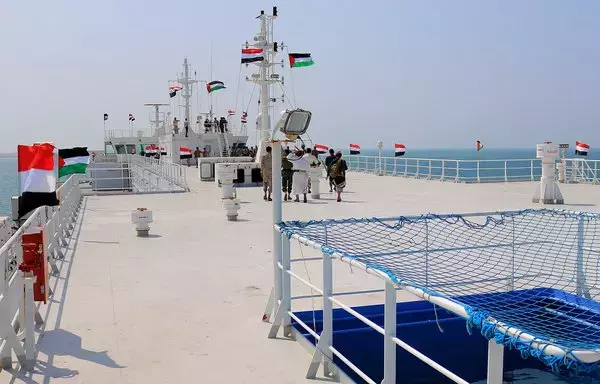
289,150 -> 310,203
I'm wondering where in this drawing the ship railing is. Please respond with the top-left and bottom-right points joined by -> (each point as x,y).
267,218 -> 487,384
84,155 -> 189,193
565,158 -> 600,184
346,155 -> 543,183
0,175 -> 82,370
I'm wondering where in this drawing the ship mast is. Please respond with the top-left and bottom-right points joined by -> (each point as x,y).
247,7 -> 280,156
174,58 -> 198,124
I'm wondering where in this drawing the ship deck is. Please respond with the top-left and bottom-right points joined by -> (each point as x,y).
3,168 -> 600,383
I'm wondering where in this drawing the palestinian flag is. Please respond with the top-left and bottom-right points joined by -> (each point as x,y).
58,147 -> 90,178
241,48 -> 264,64
18,143 -> 59,218
395,143 -> 406,157
207,81 -> 225,93
129,113 -> 135,122
314,144 -> 328,154
575,141 -> 589,156
350,144 -> 361,155
180,147 -> 193,159
476,140 -> 484,152
241,111 -> 248,123
103,113 -> 108,121
288,53 -> 314,68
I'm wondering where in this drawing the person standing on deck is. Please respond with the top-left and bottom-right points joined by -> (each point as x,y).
303,147 -> 320,194
194,147 -> 202,166
324,148 -> 336,192
260,146 -> 273,201
329,152 -> 348,202
281,148 -> 293,201
184,118 -> 189,137
289,149 -> 310,203
172,117 -> 179,135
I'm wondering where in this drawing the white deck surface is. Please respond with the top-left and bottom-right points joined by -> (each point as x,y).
3,169 -> 600,383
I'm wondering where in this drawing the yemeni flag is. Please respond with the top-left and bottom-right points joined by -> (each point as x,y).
18,143 -> 60,218
395,143 -> 406,157
207,81 -> 225,93
349,144 -> 361,155
58,147 -> 90,178
241,48 -> 264,64
314,144 -> 328,154
180,147 -> 193,159
169,85 -> 183,98
129,113 -> 135,122
145,145 -> 157,156
288,53 -> 314,68
476,140 -> 484,152
160,147 -> 167,155
575,141 -> 590,156
241,111 -> 248,123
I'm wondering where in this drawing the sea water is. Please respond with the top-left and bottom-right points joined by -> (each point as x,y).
0,157 -> 17,216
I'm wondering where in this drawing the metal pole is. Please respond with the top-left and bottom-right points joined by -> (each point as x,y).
576,215 -> 589,297
23,272 -> 36,370
272,140 -> 283,304
322,252 -> 335,377
281,233 -> 292,337
487,339 -> 504,384
383,281 -> 397,383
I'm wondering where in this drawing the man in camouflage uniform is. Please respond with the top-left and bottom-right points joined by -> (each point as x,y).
260,146 -> 273,201
281,148 -> 293,201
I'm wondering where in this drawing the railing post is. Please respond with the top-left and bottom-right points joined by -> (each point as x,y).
455,162 -> 460,182
23,272 -> 36,370
416,160 -> 420,178
306,252 -> 337,379
441,160 -> 445,181
404,159 -> 408,177
476,161 -> 481,183
487,339 -> 504,384
504,161 -> 508,182
383,280 -> 397,384
577,215 -> 590,298
530,160 -> 534,181
393,158 -> 397,176
427,159 -> 432,179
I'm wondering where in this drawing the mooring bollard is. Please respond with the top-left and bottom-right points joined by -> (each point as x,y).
309,167 -> 322,199
215,163 -> 241,221
131,208 -> 153,236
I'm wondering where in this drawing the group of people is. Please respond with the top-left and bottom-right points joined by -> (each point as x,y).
260,146 -> 348,203
230,146 -> 258,158
203,117 -> 229,133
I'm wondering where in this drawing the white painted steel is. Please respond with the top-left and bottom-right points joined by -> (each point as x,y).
383,281 -> 397,383
0,175 -> 82,370
487,339 -> 504,384
346,155 -> 543,183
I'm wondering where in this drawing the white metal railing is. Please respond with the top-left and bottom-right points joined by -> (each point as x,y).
565,158 -> 600,184
266,211 -> 562,383
346,155 -> 543,183
0,175 -> 82,370
86,155 -> 189,193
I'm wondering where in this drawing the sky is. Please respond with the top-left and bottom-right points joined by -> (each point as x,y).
1,0 -> 599,152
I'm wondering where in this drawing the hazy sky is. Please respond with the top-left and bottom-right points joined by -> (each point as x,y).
1,1 -> 599,152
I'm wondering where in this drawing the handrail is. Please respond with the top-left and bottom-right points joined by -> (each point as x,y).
0,175 -> 83,370
346,155 -> 543,183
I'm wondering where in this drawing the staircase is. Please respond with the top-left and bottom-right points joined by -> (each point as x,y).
218,133 -> 230,157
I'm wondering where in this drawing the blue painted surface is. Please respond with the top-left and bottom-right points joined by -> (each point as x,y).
291,289 -> 600,383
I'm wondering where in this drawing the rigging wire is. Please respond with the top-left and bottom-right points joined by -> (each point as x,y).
285,46 -> 298,107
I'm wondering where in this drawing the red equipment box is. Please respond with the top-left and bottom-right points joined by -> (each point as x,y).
20,228 -> 48,303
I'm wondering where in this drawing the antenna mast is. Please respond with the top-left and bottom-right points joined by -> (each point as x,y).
174,58 -> 198,125
246,7 -> 280,153
144,103 -> 169,136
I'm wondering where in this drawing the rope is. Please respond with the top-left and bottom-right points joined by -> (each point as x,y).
279,209 -> 600,372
